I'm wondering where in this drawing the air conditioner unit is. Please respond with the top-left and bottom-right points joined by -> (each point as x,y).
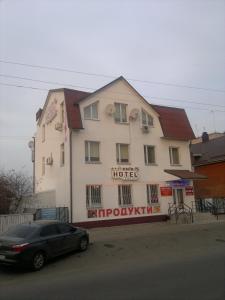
142,125 -> 149,133
55,122 -> 63,131
46,156 -> 53,165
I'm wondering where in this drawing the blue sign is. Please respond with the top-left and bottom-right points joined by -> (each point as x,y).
166,179 -> 190,187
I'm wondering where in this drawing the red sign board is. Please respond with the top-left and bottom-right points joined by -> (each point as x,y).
160,187 -> 172,196
185,186 -> 194,196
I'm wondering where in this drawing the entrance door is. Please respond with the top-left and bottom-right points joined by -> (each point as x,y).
173,188 -> 184,208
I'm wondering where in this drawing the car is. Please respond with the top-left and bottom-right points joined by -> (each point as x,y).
0,220 -> 89,271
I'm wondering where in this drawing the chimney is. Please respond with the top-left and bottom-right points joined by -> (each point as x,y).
202,132 -> 209,143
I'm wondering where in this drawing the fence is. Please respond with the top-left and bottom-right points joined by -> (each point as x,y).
0,213 -> 34,233
35,207 -> 69,223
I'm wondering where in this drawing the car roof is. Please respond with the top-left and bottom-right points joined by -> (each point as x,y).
19,220 -> 64,228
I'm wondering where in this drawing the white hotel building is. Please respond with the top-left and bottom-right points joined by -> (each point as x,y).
34,77 -> 203,227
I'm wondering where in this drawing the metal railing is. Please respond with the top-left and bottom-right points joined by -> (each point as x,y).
193,199 -> 225,219
168,203 -> 193,224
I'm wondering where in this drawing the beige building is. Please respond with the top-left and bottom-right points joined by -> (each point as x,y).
34,77 -> 201,227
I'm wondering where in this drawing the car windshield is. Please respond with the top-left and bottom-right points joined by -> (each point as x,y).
3,224 -> 37,238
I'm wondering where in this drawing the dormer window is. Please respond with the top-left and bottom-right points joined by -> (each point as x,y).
84,102 -> 98,120
141,110 -> 153,127
114,103 -> 127,123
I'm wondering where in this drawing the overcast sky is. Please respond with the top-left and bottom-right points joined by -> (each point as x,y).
0,0 -> 225,175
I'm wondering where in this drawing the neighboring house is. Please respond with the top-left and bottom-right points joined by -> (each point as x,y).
33,76 -> 203,227
191,132 -> 225,202
191,132 -> 225,144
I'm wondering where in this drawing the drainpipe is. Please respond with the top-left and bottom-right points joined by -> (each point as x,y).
33,136 -> 35,194
69,130 -> 73,223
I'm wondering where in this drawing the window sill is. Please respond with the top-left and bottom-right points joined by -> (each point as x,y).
117,162 -> 131,165
87,206 -> 102,209
85,161 -> 102,164
141,125 -> 154,128
145,163 -> 158,166
148,202 -> 160,206
170,164 -> 182,167
115,121 -> 129,125
84,118 -> 100,121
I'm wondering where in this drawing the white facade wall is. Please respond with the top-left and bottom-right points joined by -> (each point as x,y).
35,91 -> 70,209
35,80 -> 195,224
71,80 -> 194,222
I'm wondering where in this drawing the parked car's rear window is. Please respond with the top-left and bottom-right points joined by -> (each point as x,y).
4,225 -> 37,238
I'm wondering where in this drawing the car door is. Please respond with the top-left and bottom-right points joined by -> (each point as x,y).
40,224 -> 64,257
57,224 -> 79,253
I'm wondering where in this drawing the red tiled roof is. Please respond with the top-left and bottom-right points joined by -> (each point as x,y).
152,105 -> 195,141
64,88 -> 90,129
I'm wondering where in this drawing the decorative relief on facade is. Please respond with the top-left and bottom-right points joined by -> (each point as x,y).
45,99 -> 58,124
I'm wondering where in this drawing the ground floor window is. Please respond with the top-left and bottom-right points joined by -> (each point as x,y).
147,184 -> 159,204
118,185 -> 132,206
86,185 -> 102,207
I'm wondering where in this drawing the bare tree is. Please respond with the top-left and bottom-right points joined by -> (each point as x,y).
0,169 -> 32,214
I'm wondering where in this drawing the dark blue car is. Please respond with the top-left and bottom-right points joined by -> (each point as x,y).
0,220 -> 89,271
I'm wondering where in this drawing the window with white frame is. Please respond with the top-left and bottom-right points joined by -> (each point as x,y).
60,143 -> 65,166
114,103 -> 127,123
42,124 -> 45,142
85,141 -> 100,163
144,145 -> 156,164
118,185 -> 132,206
141,110 -> 153,127
116,143 -> 129,163
84,102 -> 98,120
42,157 -> 45,176
147,184 -> 159,204
86,185 -> 102,207
169,147 -> 180,165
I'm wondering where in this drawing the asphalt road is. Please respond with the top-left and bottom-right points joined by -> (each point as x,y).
0,222 -> 225,300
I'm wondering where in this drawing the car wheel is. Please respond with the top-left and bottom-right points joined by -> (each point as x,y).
79,237 -> 89,251
31,251 -> 45,271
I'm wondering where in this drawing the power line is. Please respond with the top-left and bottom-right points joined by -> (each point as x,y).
0,74 -> 94,91
1,74 -> 225,109
1,59 -> 225,94
0,82 -> 48,91
1,82 -> 225,113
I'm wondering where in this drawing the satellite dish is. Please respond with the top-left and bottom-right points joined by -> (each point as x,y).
129,108 -> 139,121
28,140 -> 34,149
105,104 -> 116,116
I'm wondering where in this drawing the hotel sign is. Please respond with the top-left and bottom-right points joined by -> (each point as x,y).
111,167 -> 139,181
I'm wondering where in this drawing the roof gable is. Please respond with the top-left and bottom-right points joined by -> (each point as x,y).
36,77 -> 195,141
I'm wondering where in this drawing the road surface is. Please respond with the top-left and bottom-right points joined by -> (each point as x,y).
0,221 -> 224,300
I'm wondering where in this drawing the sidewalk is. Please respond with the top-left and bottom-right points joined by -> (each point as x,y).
89,217 -> 225,243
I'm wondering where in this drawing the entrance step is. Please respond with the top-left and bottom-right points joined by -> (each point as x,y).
169,213 -> 193,224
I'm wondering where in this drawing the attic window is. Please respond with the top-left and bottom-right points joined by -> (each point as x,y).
141,110 -> 153,127
84,102 -> 98,120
